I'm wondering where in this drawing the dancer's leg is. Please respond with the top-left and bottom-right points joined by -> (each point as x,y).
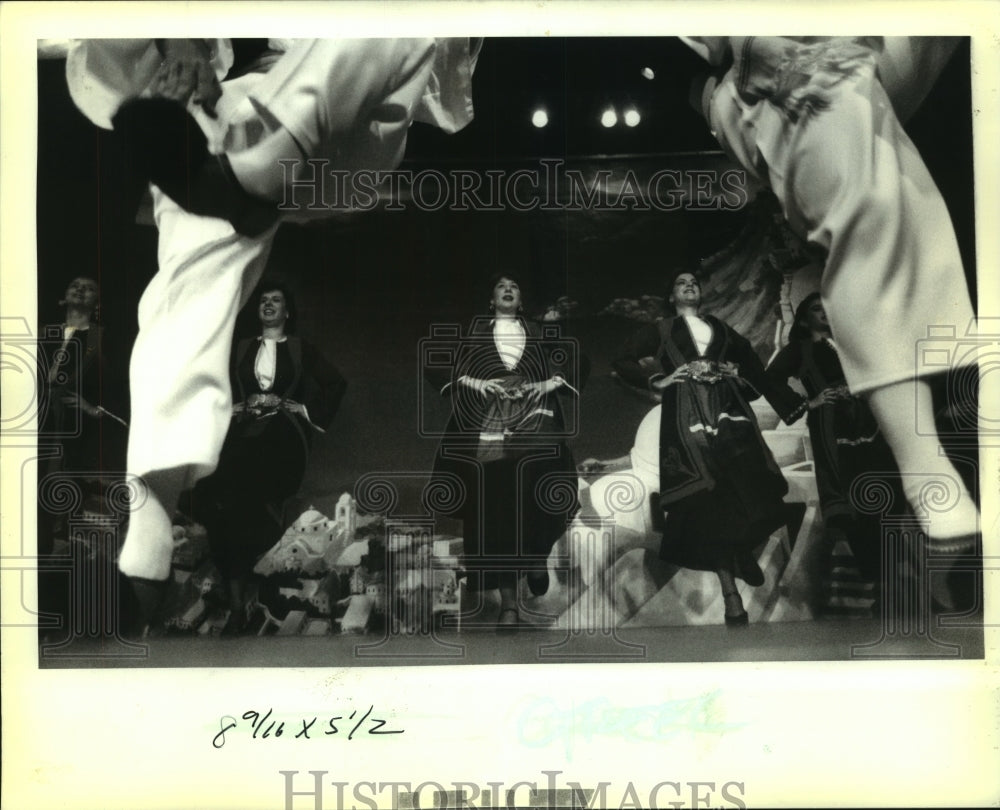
118,188 -> 278,581
867,380 -> 979,544
710,55 -> 978,532
497,572 -> 519,632
226,38 -> 439,201
717,568 -> 748,624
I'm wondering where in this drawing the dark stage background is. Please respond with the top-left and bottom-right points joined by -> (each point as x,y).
36,38 -> 978,517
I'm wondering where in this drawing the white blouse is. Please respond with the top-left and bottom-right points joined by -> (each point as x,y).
683,315 -> 713,356
494,318 -> 526,371
253,336 -> 287,391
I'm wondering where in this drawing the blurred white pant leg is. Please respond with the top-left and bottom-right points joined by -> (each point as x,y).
119,189 -> 278,580
710,61 -> 975,394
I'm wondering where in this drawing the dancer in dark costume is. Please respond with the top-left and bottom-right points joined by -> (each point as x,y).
614,272 -> 806,625
192,281 -> 345,634
426,274 -> 580,633
767,292 -> 899,600
38,276 -> 127,548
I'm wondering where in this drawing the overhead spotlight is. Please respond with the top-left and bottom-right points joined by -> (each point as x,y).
531,108 -> 549,128
624,108 -> 641,127
641,67 -> 655,80
600,107 -> 618,128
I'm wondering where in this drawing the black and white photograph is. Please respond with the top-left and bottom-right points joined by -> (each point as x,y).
2,3 -> 998,809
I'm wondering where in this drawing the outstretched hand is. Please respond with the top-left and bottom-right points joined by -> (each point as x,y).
61,393 -> 100,418
519,377 -> 564,399
152,39 -> 222,117
650,366 -> 689,391
282,399 -> 308,417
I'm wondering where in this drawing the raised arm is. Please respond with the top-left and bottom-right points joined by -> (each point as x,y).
734,331 -> 806,424
66,39 -> 233,130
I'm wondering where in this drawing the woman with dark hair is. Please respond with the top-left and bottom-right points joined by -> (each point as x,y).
37,276 -> 129,638
191,280 -> 346,634
613,271 -> 806,626
766,292 -> 897,593
426,273 -> 580,632
39,277 -> 127,545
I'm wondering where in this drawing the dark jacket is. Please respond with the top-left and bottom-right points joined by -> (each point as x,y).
614,315 -> 805,507
230,335 -> 346,446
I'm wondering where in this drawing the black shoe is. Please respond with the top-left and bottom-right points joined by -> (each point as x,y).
112,97 -> 278,237
526,570 -> 550,597
496,607 -> 520,635
735,552 -> 765,587
220,608 -> 249,637
928,532 -> 980,614
722,590 -> 749,627
126,576 -> 169,635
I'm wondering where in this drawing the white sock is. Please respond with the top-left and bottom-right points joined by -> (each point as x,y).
118,467 -> 192,581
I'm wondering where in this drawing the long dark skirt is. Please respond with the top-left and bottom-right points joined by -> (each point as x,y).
808,398 -> 898,582
660,420 -> 788,581
191,414 -> 308,580
442,445 -> 578,591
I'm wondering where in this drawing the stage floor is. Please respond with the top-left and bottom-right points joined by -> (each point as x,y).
38,614 -> 984,668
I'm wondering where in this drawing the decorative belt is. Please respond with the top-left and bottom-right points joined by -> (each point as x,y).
681,359 -> 740,383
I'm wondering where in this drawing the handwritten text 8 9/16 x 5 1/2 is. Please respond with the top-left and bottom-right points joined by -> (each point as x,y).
213,706 -> 404,749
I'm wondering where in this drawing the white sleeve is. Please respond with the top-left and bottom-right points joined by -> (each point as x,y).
680,37 -> 731,66
412,37 -> 482,134
65,39 -> 234,130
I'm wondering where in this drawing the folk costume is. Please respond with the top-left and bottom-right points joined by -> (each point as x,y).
39,323 -> 123,476
683,36 -> 977,395
193,335 -> 346,580
767,336 -> 897,582
427,316 -> 580,591
38,322 -> 127,554
65,38 -> 478,580
614,315 -> 805,580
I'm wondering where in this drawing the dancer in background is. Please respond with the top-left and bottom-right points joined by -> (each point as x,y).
37,276 -> 127,637
38,277 -> 127,547
189,281 -> 345,635
766,292 -> 899,607
64,38 -> 480,620
426,274 -> 580,632
681,37 -> 980,601
614,271 -> 806,626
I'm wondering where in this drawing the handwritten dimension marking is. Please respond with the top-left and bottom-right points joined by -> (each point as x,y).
213,706 -> 404,749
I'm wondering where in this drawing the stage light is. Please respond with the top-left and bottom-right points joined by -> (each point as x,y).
600,107 -> 618,128
531,108 -> 549,128
624,108 -> 641,127
641,67 -> 655,80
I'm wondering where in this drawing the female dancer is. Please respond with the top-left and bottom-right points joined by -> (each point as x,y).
426,274 -> 580,632
191,281 -> 345,634
614,271 -> 806,625
767,293 -> 899,602
39,277 -> 126,545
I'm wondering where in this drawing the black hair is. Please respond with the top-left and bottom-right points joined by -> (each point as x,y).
485,271 -> 529,313
662,268 -> 701,314
60,276 -> 101,322
255,278 -> 298,334
789,291 -> 823,342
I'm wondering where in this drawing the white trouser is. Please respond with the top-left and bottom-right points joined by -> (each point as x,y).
126,191 -> 277,484
708,57 -> 977,394
108,39 -> 477,579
